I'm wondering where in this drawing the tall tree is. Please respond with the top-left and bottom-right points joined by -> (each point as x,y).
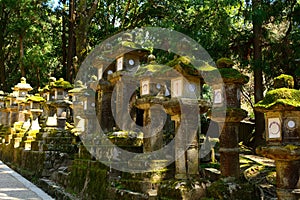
66,0 -> 76,82
252,0 -> 265,147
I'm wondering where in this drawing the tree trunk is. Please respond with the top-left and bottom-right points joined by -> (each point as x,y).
253,0 -> 265,148
67,0 -> 76,83
75,0 -> 98,67
0,32 -> 6,90
61,0 -> 67,80
0,3 -> 8,90
0,52 -> 5,89
19,34 -> 25,77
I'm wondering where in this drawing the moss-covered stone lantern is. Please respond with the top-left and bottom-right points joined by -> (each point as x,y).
8,77 -> 33,126
25,94 -> 45,131
115,33 -> 147,73
68,80 -> 86,112
167,56 -> 202,99
51,78 -> 73,100
137,54 -> 170,97
208,58 -> 249,179
105,33 -> 148,131
135,55 -> 171,153
162,55 -> 209,179
44,77 -> 73,130
255,74 -> 300,200
12,77 -> 33,98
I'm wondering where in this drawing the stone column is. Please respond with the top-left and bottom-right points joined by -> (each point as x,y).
136,98 -> 164,153
98,79 -> 115,132
218,120 -> 242,178
164,98 -> 200,179
173,115 -> 187,179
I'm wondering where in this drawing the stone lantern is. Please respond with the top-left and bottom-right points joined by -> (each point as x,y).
106,33 -> 148,131
80,88 -> 97,134
208,58 -> 248,179
26,94 -> 45,131
68,80 -> 86,119
162,55 -> 208,179
255,74 -> 300,200
13,77 -> 33,98
138,54 -> 170,97
135,55 -> 171,153
167,56 -> 202,99
50,78 -> 72,100
8,77 -> 33,126
45,77 -> 73,129
115,33 -> 145,73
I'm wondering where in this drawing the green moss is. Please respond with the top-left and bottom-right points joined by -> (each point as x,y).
68,160 -> 108,199
25,94 -> 46,102
52,78 -> 73,89
255,88 -> 300,110
166,56 -> 198,75
198,65 -> 218,72
284,144 -> 300,151
216,58 -> 234,68
38,85 -> 50,92
209,107 -> 248,117
167,56 -> 192,68
206,179 -> 258,200
202,67 -> 249,84
274,74 -> 294,89
68,87 -> 84,93
200,162 -> 220,170
218,68 -> 249,83
120,41 -> 141,49
135,64 -> 172,77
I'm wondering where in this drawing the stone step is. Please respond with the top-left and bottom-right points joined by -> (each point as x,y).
44,137 -> 73,144
38,178 -> 78,200
42,144 -> 77,153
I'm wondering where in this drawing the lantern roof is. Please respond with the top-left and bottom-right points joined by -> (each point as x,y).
12,77 -> 33,91
200,58 -> 249,84
51,78 -> 73,89
255,74 -> 300,112
68,80 -> 87,94
25,94 -> 46,103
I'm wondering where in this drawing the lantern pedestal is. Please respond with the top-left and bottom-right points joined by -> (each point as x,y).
257,146 -> 300,200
